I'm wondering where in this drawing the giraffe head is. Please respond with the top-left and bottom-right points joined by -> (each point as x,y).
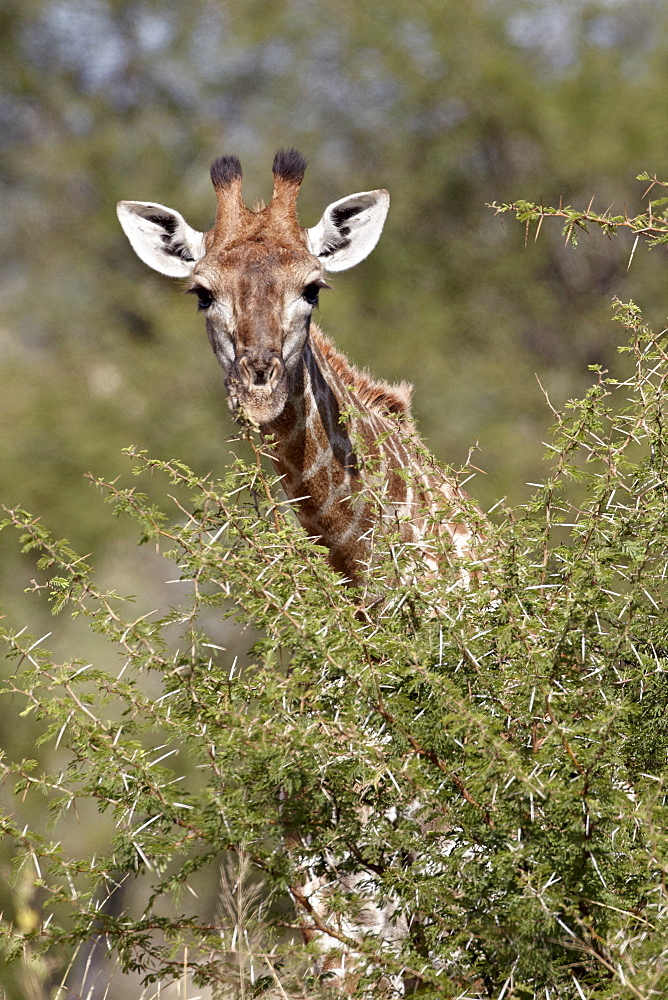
117,150 -> 389,424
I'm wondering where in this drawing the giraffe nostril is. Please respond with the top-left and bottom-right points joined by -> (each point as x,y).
238,354 -> 284,390
269,357 -> 283,385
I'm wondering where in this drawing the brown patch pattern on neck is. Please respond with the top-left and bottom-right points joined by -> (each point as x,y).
261,324 -> 481,586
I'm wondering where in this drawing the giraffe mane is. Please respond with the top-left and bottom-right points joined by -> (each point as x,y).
310,326 -> 413,420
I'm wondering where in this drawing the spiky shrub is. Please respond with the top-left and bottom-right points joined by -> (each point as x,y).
3,191 -> 668,999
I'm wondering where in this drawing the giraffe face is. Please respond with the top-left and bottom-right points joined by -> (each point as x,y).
117,149 -> 390,424
189,242 -> 327,424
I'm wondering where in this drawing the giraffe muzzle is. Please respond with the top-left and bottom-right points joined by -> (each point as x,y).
226,352 -> 289,424
237,353 -> 284,392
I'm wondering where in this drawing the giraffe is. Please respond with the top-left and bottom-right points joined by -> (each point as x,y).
117,149 -> 485,990
117,149 -> 482,589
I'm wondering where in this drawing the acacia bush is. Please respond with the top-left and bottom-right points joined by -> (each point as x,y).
3,192 -> 668,998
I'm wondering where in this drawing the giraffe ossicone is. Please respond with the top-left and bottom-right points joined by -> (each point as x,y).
118,149 -> 482,588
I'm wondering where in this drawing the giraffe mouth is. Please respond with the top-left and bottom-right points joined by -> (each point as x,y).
225,352 -> 288,425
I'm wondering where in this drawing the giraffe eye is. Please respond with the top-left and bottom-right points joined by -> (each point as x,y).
190,286 -> 214,310
302,283 -> 322,306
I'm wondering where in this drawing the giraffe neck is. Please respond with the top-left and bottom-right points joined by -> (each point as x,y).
261,333 -> 367,582
262,327 -> 478,584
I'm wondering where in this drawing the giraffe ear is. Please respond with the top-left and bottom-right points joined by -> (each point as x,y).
306,190 -> 389,272
116,201 -> 206,278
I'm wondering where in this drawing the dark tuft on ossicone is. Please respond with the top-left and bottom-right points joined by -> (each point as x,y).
210,155 -> 243,188
272,148 -> 307,184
